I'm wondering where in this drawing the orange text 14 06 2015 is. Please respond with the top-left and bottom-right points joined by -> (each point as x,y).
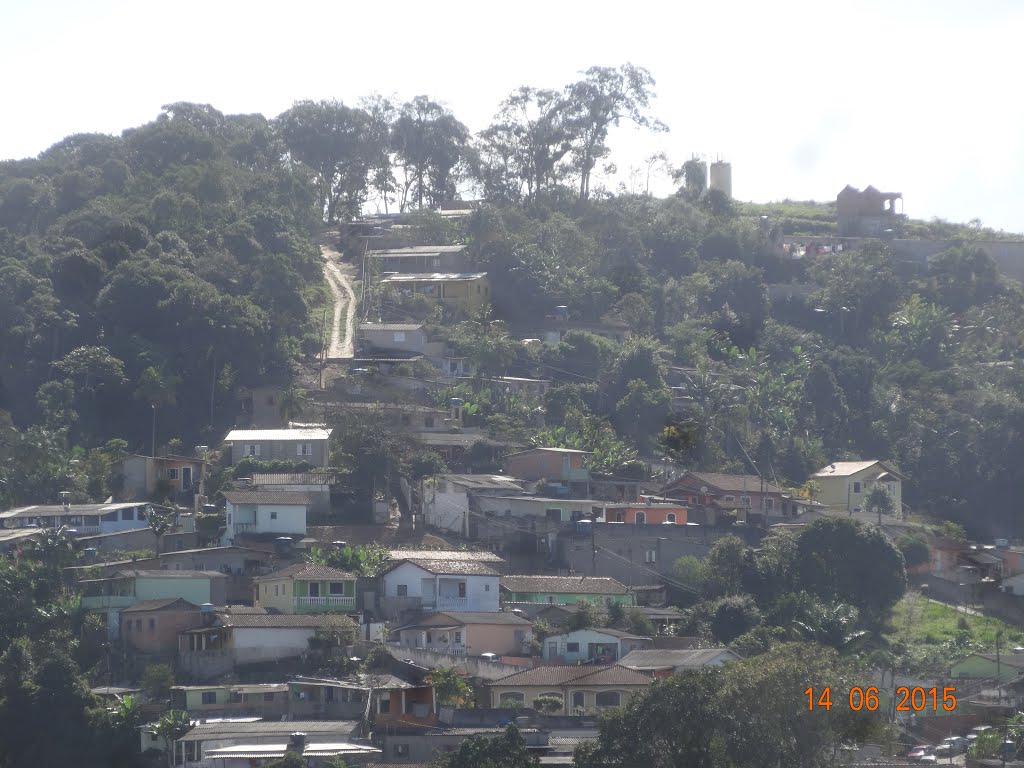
805,687 -> 957,712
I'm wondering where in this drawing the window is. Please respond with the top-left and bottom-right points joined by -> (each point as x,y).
245,444 -> 260,457
723,495 -> 735,503
852,481 -> 862,494
454,631 -> 462,644
645,550 -> 657,563
201,692 -> 216,705
634,511 -> 646,525
329,582 -> 346,595
666,513 -> 676,523
397,584 -> 408,597
125,620 -> 131,632
739,495 -> 751,507
567,642 -> 580,652
393,331 -> 406,342
393,745 -> 409,757
167,468 -> 179,480
572,691 -> 585,710
102,510 -> 118,522
379,699 -> 391,713
274,585 -> 280,597
148,618 -> 156,631
887,482 -> 896,497
270,511 -> 278,520
425,632 -> 432,643
596,691 -> 621,708
424,417 -> 435,428
458,582 -> 466,598
764,497 -> 775,511
230,691 -> 243,703
122,508 -> 135,521
545,508 -> 562,522
401,414 -> 411,426
135,619 -> 142,631
484,584 -> 490,591
297,443 -> 313,457
263,692 -> 275,702
499,692 -> 525,705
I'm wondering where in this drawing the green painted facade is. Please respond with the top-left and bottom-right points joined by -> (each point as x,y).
950,655 -> 1021,684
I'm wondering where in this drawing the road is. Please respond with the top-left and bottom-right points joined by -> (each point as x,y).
316,234 -> 357,360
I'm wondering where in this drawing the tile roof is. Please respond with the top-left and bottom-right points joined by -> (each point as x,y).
500,575 -> 629,596
415,611 -> 532,627
222,491 -> 316,505
216,613 -> 358,629
618,648 -> 741,669
223,428 -> 332,442
177,720 -> 359,742
492,664 -> 654,687
812,460 -> 905,479
675,472 -> 784,495
120,598 -> 199,613
253,563 -> 356,581
388,549 -> 505,563
248,473 -> 338,486
393,559 -> 499,576
562,627 -> 650,640
158,546 -> 271,558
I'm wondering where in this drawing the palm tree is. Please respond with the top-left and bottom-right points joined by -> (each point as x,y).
277,385 -> 308,425
794,602 -> 866,652
154,710 -> 191,768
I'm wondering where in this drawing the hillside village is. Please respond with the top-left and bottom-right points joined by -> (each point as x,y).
5,83 -> 1024,768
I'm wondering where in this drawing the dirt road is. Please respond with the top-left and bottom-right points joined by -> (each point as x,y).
316,235 -> 357,359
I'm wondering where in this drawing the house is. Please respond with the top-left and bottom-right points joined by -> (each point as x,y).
377,725 -> 549,765
950,652 -> 1024,685
393,611 -> 533,656
379,272 -> 490,313
120,598 -> 204,655
155,546 -> 273,603
810,460 -> 905,516
488,664 -> 654,714
636,605 -> 685,631
170,683 -> 289,719
532,308 -> 633,344
288,673 -> 437,723
318,400 -> 452,433
115,454 -> 208,505
357,323 -> 467,376
178,611 -> 359,681
542,628 -> 652,663
162,719 -> 363,768
499,575 -> 634,607
222,491 -> 312,545
366,244 -> 469,273
619,647 -> 741,677
80,570 -> 228,638
422,473 -> 527,536
0,501 -> 154,535
836,184 -> 904,236
222,427 -> 333,467
416,430 -> 520,469
659,471 -> 785,523
599,501 -> 688,525
253,563 -> 357,614
381,558 -> 501,622
503,448 -> 591,497
242,472 -> 336,515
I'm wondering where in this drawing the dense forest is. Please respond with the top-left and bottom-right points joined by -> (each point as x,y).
3,63 -> 1024,542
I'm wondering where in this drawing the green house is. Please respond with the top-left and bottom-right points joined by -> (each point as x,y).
500,575 -> 634,607
254,563 -> 357,614
950,652 -> 1024,684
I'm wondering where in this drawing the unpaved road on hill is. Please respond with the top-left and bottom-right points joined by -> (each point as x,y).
316,235 -> 357,359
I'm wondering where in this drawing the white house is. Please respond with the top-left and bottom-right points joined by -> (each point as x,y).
0,501 -> 153,535
423,474 -> 526,535
221,491 -> 311,545
222,428 -> 333,467
542,628 -> 652,664
380,557 -> 500,620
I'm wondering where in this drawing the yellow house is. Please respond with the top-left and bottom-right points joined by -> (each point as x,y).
810,460 -> 905,515
253,563 -> 357,614
379,272 -> 490,314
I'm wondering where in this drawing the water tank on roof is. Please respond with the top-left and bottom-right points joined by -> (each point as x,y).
554,306 -> 569,320
575,520 -> 593,536
274,536 -> 295,556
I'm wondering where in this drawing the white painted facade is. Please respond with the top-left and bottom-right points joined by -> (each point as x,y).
223,502 -> 306,544
423,488 -> 470,534
230,627 -> 316,663
383,561 -> 500,612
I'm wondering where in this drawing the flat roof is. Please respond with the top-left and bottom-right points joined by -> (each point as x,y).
366,245 -> 467,256
0,502 -> 147,519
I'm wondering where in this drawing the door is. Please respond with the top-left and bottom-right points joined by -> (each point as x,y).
308,582 -> 320,598
548,641 -> 558,659
181,467 -> 193,490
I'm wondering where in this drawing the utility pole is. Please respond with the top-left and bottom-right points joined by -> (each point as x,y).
998,630 -> 1004,702
591,516 -> 597,577
151,404 -> 156,457
847,483 -> 852,516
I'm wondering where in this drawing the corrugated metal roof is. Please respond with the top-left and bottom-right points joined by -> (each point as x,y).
177,720 -> 359,741
439,474 -> 525,491
619,648 -> 741,669
387,549 -> 504,563
120,598 -> 199,613
811,460 -> 905,479
366,245 -> 467,256
217,614 -> 358,630
491,664 -> 653,687
223,428 -> 332,441
359,322 -> 426,331
379,272 -> 486,282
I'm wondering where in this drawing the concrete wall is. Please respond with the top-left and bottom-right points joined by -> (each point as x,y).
122,607 -> 203,653
78,527 -> 199,554
225,502 -> 306,542
361,327 -> 427,353
232,627 -> 315,662
423,489 -> 469,534
135,576 -> 226,606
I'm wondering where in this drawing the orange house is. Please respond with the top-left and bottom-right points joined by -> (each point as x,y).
603,503 -> 688,526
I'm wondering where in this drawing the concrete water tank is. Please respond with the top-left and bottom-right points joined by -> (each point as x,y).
710,161 -> 732,197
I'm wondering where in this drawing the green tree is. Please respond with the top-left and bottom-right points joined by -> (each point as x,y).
141,663 -> 175,703
567,601 -> 609,632
277,384 -> 307,424
437,723 -> 540,768
532,694 -> 564,713
393,96 -> 470,211
426,667 -> 472,708
865,485 -> 896,525
707,595 -> 762,644
153,710 -> 192,768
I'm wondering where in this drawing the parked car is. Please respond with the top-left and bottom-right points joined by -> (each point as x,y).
936,737 -> 969,756
919,755 -> 938,765
908,745 -> 933,761
968,726 -> 993,742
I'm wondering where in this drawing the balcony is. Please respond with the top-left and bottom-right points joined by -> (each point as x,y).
294,595 -> 356,612
423,596 -> 469,612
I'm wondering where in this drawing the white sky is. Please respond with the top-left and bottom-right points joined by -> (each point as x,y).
4,0 -> 1023,232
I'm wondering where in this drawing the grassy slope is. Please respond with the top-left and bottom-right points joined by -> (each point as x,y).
887,591 -> 1024,659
